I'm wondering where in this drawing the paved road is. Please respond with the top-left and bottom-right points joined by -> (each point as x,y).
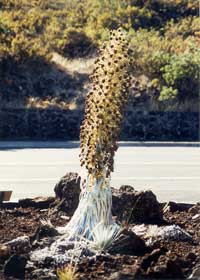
0,142 -> 199,203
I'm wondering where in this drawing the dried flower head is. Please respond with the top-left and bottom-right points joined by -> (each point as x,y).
80,28 -> 131,178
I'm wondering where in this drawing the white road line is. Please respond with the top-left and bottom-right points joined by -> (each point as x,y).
0,162 -> 79,166
117,162 -> 200,166
0,178 -> 59,182
0,176 -> 200,182
114,176 -> 200,180
0,162 -> 199,166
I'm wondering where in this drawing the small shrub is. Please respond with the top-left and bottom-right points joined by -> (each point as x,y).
161,51 -> 200,100
159,86 -> 178,101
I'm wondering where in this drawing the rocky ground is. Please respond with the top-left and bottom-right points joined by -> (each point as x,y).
0,172 -> 200,280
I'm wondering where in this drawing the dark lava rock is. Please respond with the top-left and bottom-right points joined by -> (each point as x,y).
153,264 -> 167,275
163,201 -> 194,213
140,248 -> 166,270
163,201 -> 182,213
0,245 -> 10,259
1,202 -> 19,209
54,172 -> 81,215
5,236 -> 31,255
112,186 -> 163,223
186,252 -> 197,262
138,256 -> 185,279
120,185 -> 135,193
188,204 -> 200,215
19,196 -> 55,209
4,254 -> 28,279
109,229 -> 147,255
33,221 -> 60,240
166,258 -> 185,278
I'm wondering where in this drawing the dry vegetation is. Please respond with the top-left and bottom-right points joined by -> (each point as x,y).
0,0 -> 199,110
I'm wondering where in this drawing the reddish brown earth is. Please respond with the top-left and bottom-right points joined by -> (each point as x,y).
0,200 -> 199,280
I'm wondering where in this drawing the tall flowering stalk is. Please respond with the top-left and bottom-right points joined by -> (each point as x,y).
64,28 -> 132,240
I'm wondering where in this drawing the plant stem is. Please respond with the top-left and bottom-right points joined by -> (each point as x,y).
61,171 -> 115,240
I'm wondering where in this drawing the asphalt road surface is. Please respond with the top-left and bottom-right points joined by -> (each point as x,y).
0,141 -> 199,203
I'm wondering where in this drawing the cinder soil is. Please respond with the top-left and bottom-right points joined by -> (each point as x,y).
0,202 -> 199,280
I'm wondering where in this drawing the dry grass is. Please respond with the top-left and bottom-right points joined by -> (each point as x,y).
57,264 -> 77,280
26,96 -> 77,110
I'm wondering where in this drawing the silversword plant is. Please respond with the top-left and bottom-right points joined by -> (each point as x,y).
63,28 -> 132,241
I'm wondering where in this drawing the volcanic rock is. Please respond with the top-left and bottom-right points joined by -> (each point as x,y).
5,235 -> 31,254
163,201 -> 181,213
19,196 -> 55,209
0,245 -> 10,259
138,256 -> 185,279
163,201 -> 194,213
186,252 -> 197,262
109,229 -> 147,255
188,204 -> 200,215
166,258 -> 185,278
4,254 -> 28,279
140,248 -> 166,270
112,186 -> 163,223
54,172 -> 81,215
